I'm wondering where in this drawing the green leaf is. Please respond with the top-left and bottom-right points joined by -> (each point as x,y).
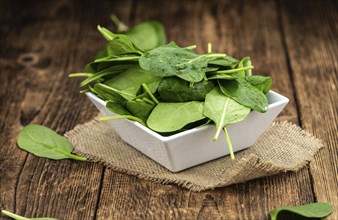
125,21 -> 166,51
203,88 -> 250,140
17,125 -> 86,161
106,101 -> 131,115
208,55 -> 239,67
147,101 -> 205,132
269,202 -> 334,220
218,78 -> 269,113
103,65 -> 162,100
106,35 -> 143,56
139,42 -> 209,82
203,88 -> 250,159
80,64 -> 132,86
92,83 -> 128,104
158,77 -> 215,102
126,99 -> 155,122
245,75 -> 272,94
1,210 -> 57,220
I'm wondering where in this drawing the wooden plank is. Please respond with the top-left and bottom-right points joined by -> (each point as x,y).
95,0 -> 315,219
0,0 -> 133,219
281,0 -> 338,219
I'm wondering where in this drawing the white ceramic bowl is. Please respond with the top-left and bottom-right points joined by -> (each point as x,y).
86,91 -> 289,172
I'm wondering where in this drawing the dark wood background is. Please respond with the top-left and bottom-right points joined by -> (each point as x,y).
1,0 -> 337,219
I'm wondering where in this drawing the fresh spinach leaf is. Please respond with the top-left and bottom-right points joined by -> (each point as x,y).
1,210 -> 57,220
208,55 -> 239,67
147,101 -> 205,132
203,88 -> 250,159
139,42 -> 210,82
124,21 -> 166,51
103,65 -> 162,100
269,202 -> 333,220
17,125 -> 86,161
158,77 -> 215,102
245,75 -> 272,94
106,101 -> 131,115
106,35 -> 143,56
79,64 -> 132,86
92,83 -> 128,104
218,78 -> 269,113
126,99 -> 155,122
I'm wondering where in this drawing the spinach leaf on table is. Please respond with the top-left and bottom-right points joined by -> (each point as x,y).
158,77 -> 215,102
147,101 -> 205,132
17,125 -> 86,161
218,78 -> 269,113
269,202 -> 334,220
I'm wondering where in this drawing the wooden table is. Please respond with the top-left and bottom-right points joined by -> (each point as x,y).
1,0 -> 337,219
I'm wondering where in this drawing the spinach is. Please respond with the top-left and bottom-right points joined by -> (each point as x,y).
218,78 -> 269,113
269,202 -> 334,220
147,102 -> 205,132
71,19 -> 273,160
203,88 -> 250,159
103,65 -> 162,100
139,42 -> 226,82
208,55 -> 239,67
245,75 -> 272,94
17,125 -> 86,161
126,99 -> 155,122
124,21 -> 166,51
1,210 -> 57,220
158,77 -> 215,102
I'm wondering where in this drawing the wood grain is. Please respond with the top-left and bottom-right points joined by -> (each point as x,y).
0,0 -> 336,220
280,0 -> 338,219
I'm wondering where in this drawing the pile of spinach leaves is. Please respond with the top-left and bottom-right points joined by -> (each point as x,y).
70,18 -> 272,160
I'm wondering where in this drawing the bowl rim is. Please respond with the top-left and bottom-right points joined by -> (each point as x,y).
86,90 -> 289,142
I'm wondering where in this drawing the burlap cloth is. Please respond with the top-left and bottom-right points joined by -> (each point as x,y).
65,119 -> 323,191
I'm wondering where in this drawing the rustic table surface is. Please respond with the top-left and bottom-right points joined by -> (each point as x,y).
1,0 -> 337,219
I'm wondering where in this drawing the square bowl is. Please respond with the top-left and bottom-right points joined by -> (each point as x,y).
86,91 -> 289,172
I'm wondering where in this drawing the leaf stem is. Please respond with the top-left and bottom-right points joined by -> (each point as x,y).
215,66 -> 254,74
185,45 -> 197,50
68,73 -> 93,78
142,97 -> 155,105
1,210 -> 29,220
207,43 -> 212,53
99,115 -> 145,125
223,127 -> 235,160
141,83 -> 159,104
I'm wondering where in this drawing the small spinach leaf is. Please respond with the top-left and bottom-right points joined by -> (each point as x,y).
17,125 -> 86,161
126,99 -> 155,122
218,78 -> 269,113
245,75 -> 272,94
147,101 -> 205,132
269,202 -> 334,220
158,77 -> 215,102
106,101 -> 131,115
106,35 -> 143,56
208,55 -> 239,67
